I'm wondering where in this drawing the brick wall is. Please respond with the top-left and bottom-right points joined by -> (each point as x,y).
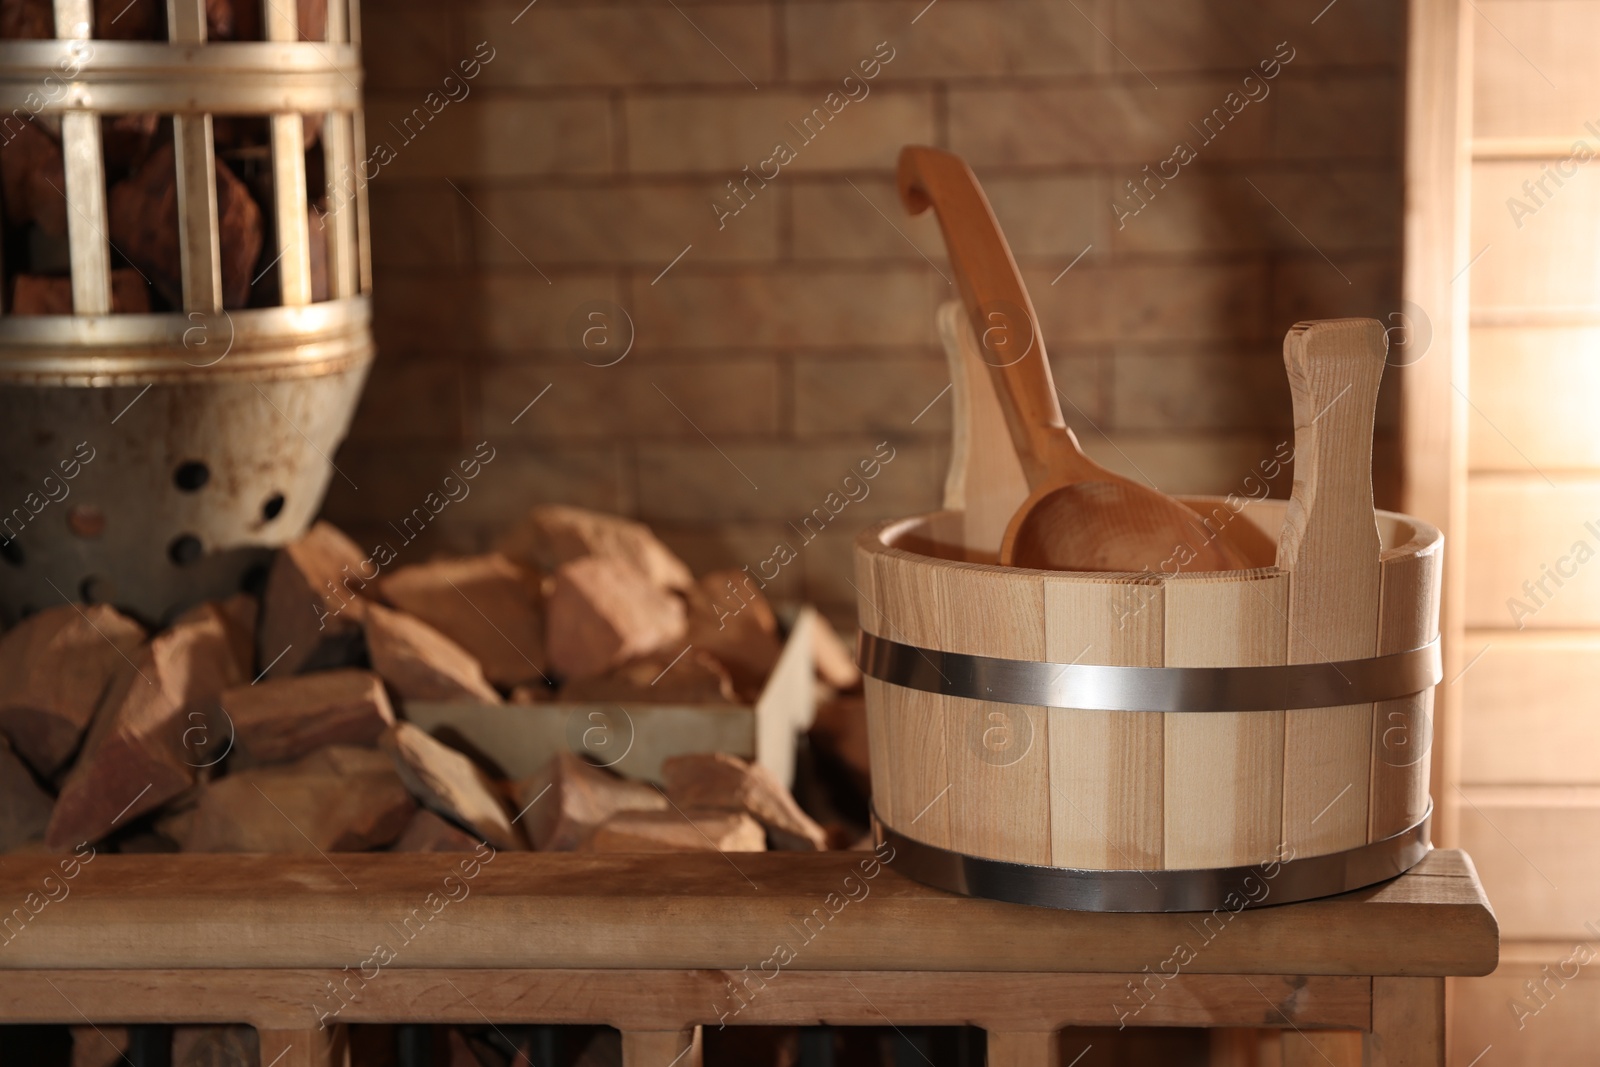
327,0 -> 1405,622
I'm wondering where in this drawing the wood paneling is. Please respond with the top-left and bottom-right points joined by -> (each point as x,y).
1460,631 -> 1600,785
1464,478 -> 1600,629
1468,326 -> 1600,471
1457,787 -> 1600,939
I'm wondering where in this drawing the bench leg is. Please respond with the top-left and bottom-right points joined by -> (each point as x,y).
255,1027 -> 348,1067
621,1027 -> 702,1067
987,1030 -> 1061,1067
1283,1030 -> 1362,1066
1364,977 -> 1445,1067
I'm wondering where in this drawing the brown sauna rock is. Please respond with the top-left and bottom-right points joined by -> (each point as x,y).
258,520 -> 370,678
108,142 -> 263,310
514,752 -> 667,851
209,0 -> 324,40
0,602 -> 146,776
220,669 -> 394,767
102,113 -> 161,177
379,722 -> 524,851
364,602 -> 502,704
171,1025 -> 258,1067
176,593 -> 258,681
377,553 -> 548,689
663,752 -> 828,851
813,614 -> 862,692
0,0 -> 52,37
12,270 -> 152,315
584,809 -> 766,853
70,1025 -> 132,1067
545,556 -> 687,682
0,735 -> 53,852
165,746 -> 414,853
683,569 -> 783,701
498,504 -> 694,594
809,692 -> 871,798
93,0 -> 159,39
390,808 -> 481,852
0,120 -> 66,237
559,648 -> 736,706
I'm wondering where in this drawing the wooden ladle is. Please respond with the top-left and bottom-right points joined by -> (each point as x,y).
897,145 -> 1251,572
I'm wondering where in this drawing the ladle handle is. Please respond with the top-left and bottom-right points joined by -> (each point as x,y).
897,145 -> 1086,488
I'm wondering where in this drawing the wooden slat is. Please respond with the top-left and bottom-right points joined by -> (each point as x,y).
0,970 -> 1375,1032
622,1029 -> 700,1067
1277,321 -> 1386,858
51,0 -> 90,36
1471,0 -> 1600,141
871,549 -> 952,848
1046,574 -> 1164,870
269,114 -> 312,306
938,564 -> 1049,865
322,112 -> 358,299
1454,949 -> 1600,1064
1467,325 -> 1600,471
1460,631 -> 1600,785
0,851 -> 1498,977
1280,1031 -> 1361,1067
351,109 -> 373,293
937,301 -> 1030,557
1401,0 -> 1470,854
1365,977 -> 1445,1067
1464,478 -> 1600,629
1369,534 -> 1442,842
172,115 -> 222,313
59,111 -> 110,315
1457,787 -> 1600,940
1163,571 -> 1287,867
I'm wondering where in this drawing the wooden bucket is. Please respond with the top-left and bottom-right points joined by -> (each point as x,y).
856,318 -> 1441,911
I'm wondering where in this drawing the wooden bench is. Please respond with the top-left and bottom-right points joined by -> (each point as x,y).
0,846 -> 1498,1066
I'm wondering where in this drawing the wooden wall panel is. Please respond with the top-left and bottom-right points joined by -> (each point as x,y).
1468,326 -> 1600,471
1468,161 -> 1600,311
1456,788 -> 1600,940
1472,0 -> 1600,140
1461,632 -> 1600,785
1464,479 -> 1600,629
1453,949 -> 1600,1066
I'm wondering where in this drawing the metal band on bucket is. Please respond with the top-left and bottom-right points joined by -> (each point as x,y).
857,631 -> 1441,713
873,803 -> 1433,912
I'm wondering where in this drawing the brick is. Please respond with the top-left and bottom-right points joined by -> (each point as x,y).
515,752 -> 668,850
1078,431 -> 1294,497
1268,254 -> 1398,334
663,751 -> 828,850
634,440 -> 941,523
1020,264 -> 1114,346
584,809 -> 766,852
1112,0 -> 1402,73
0,735 -> 52,852
165,746 -> 416,853
467,5 -> 777,88
1268,75 -> 1400,161
365,602 -> 503,704
1110,348 -> 1291,432
788,178 -> 948,263
258,521 -> 371,679
545,556 -> 688,680
1471,158 -> 1600,311
1472,0 -> 1600,140
651,523 -> 808,604
792,355 -> 951,438
380,722 -> 526,850
785,1 -> 1099,81
624,90 -> 935,174
950,82 -> 1270,167
378,554 -> 548,689
481,358 -> 779,442
497,504 -> 694,592
629,267 -> 938,348
221,669 -> 396,767
0,603 -> 145,776
985,175 -> 1110,261
371,274 -> 619,355
347,354 -> 468,443
368,183 -> 464,268
464,184 -> 777,267
366,97 -> 612,180
1110,169 -> 1400,255
1112,261 -> 1270,343
363,6 -> 457,90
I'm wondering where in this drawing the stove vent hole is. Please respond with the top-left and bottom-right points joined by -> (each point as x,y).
262,493 -> 286,522
174,462 -> 210,492
168,534 -> 203,566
